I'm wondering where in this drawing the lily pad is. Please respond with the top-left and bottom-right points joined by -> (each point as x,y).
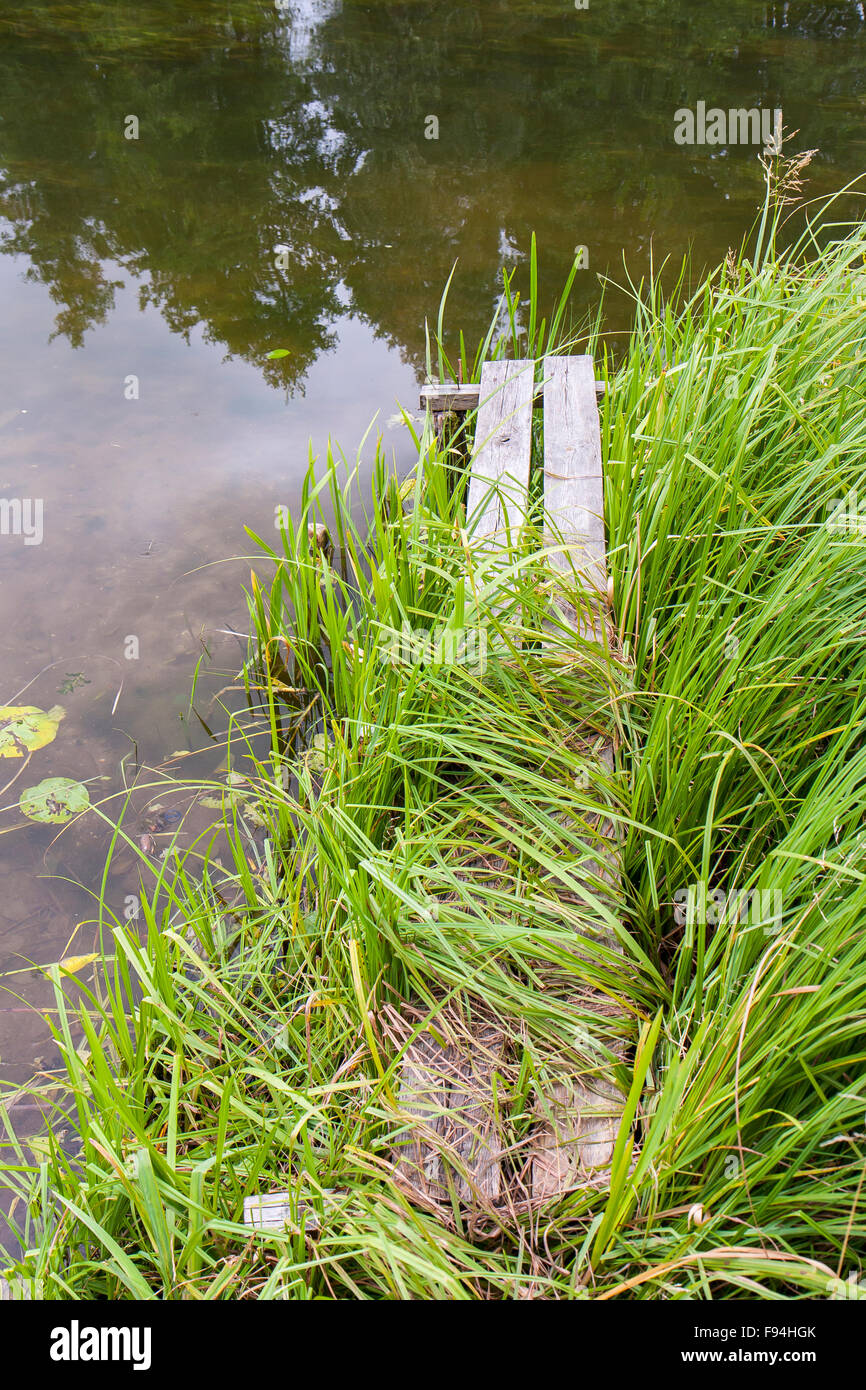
0,704 -> 65,759
19,776 -> 90,824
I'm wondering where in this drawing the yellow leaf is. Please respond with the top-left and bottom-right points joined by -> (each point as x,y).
0,704 -> 65,758
54,953 -> 99,975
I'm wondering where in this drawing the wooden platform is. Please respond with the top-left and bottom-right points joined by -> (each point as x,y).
387,357 -> 630,1209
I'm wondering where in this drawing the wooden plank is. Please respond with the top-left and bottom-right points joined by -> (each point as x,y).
529,360 -> 629,1201
529,808 -> 628,1200
532,740 -> 628,1200
465,359 -> 535,543
420,382 -> 486,413
531,1075 -> 624,1198
243,1190 -> 340,1233
0,1275 -> 33,1300
393,1024 -> 505,1207
420,379 -> 606,413
543,354 -> 606,599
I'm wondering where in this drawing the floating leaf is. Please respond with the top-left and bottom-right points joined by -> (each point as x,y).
0,705 -> 65,759
54,953 -> 99,976
19,776 -> 90,824
266,348 -> 291,359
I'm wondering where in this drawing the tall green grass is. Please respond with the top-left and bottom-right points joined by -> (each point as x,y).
2,184 -> 866,1299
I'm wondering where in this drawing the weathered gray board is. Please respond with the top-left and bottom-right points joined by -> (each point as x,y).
0,1276 -> 32,1300
542,355 -> 605,604
394,354 -> 626,1211
420,378 -> 606,413
391,1022 -> 506,1207
244,1191 -> 337,1233
529,356 -> 627,1200
464,359 -> 535,543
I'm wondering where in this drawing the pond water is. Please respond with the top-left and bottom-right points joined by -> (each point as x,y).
1,0 -> 865,1241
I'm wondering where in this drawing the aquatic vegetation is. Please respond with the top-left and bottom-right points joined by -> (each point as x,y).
3,187 -> 866,1300
18,777 -> 90,825
0,704 -> 65,759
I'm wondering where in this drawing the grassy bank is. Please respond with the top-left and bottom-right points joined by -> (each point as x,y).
3,185 -> 866,1299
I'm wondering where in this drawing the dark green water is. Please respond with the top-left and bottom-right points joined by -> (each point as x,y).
0,0 -> 864,1195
